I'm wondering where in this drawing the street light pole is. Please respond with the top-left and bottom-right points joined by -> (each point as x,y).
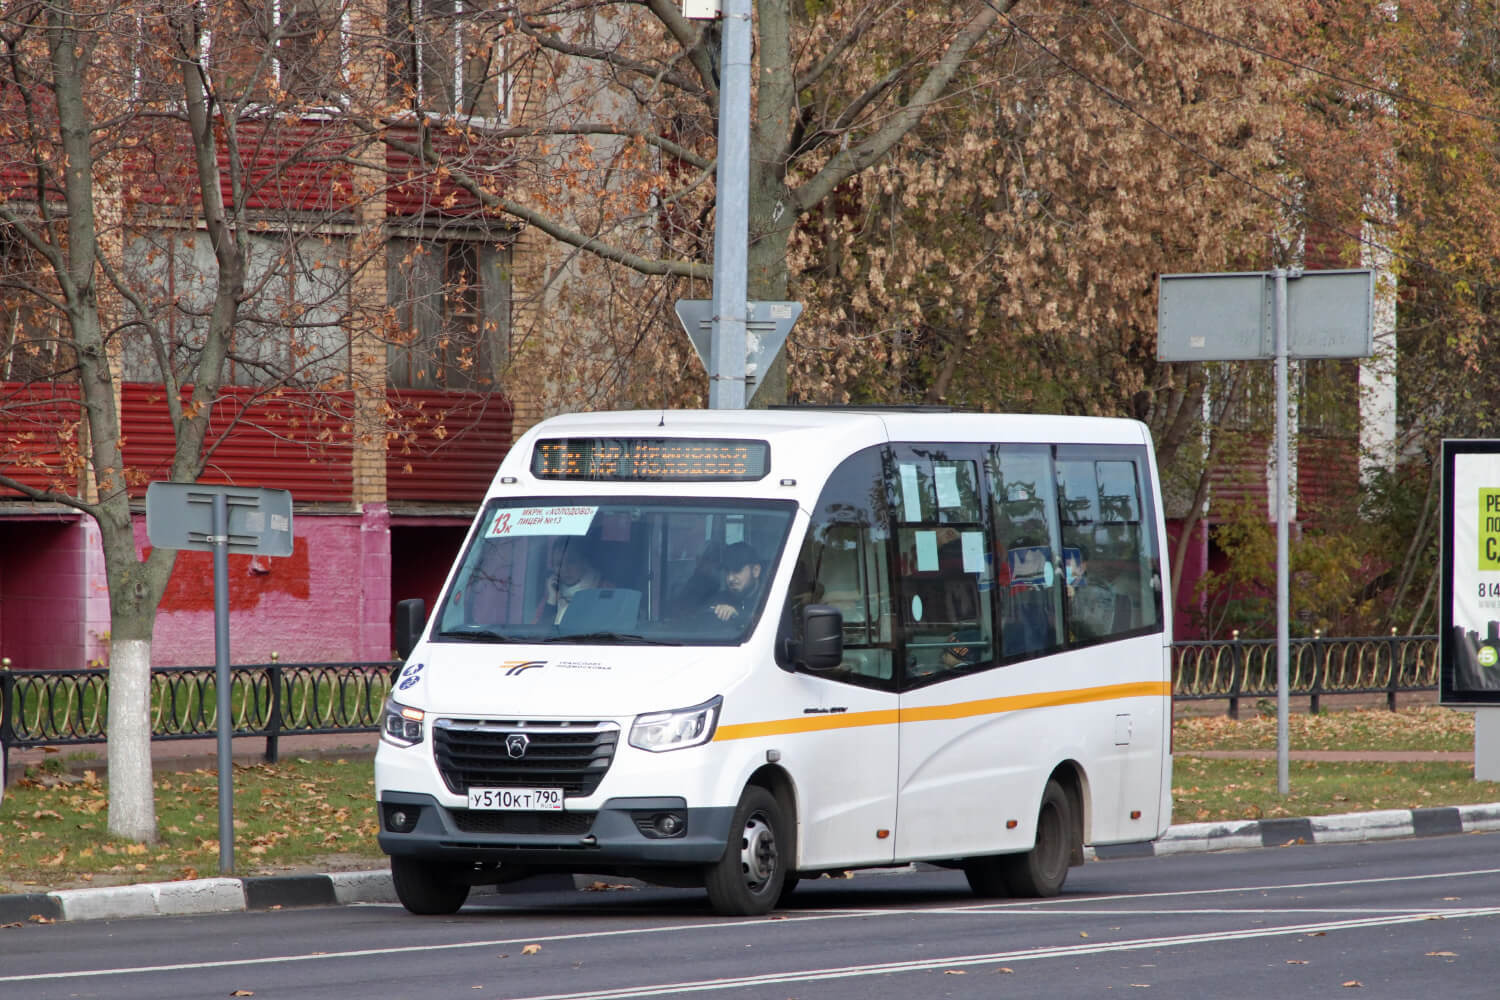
708,0 -> 750,409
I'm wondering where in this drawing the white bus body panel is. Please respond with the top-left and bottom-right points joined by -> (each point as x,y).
375,408 -> 1174,888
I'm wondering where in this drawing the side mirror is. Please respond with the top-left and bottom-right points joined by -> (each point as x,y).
799,604 -> 844,672
394,598 -> 427,662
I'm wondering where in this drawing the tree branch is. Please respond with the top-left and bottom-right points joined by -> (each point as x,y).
515,8 -> 707,98
380,130 -> 710,279
788,2 -> 1007,216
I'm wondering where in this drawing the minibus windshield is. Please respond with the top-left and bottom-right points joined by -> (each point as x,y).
433,498 -> 796,646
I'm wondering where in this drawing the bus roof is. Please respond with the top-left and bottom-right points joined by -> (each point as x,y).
492,409 -> 1154,500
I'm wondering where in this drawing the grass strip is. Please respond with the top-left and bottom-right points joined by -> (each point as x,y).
1173,758 -> 1500,823
0,758 -> 381,894
1174,705 -> 1473,752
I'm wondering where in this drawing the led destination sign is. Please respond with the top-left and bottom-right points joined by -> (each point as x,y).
532,437 -> 770,482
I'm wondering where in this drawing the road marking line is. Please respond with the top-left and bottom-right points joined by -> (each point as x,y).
502,907 -> 1500,1000
8,865 -> 1500,986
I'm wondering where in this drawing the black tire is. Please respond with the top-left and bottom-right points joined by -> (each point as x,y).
962,856 -> 1009,898
391,856 -> 471,915
1001,779 -> 1074,898
704,786 -> 789,916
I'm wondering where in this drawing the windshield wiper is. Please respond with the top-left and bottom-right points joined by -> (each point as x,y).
437,627 -> 522,642
542,632 -> 683,646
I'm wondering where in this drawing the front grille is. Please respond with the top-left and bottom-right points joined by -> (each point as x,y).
451,810 -> 596,836
434,719 -> 619,796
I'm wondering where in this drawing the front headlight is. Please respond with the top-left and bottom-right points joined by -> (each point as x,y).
381,698 -> 425,748
629,696 -> 722,752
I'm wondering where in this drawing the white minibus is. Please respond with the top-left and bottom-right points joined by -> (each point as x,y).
376,408 -> 1173,915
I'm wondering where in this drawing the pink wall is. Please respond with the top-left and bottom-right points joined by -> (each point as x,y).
137,504 -> 393,666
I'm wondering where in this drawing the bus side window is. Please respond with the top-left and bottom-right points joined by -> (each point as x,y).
989,445 -> 1064,659
777,447 -> 894,683
890,448 -> 996,680
1054,450 -> 1160,643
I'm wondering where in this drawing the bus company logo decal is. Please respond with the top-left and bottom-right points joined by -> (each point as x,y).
554,660 -> 609,671
502,659 -> 547,676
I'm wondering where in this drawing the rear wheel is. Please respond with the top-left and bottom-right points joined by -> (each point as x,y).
1001,779 -> 1073,898
391,856 -> 471,915
704,786 -> 789,916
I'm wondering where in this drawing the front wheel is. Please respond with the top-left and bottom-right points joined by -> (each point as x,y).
704,786 -> 790,916
1001,779 -> 1074,898
391,856 -> 471,915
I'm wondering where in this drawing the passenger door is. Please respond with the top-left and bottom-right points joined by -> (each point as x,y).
890,444 -> 1041,861
777,447 -> 899,871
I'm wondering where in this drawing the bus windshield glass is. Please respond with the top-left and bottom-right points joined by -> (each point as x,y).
434,498 -> 797,645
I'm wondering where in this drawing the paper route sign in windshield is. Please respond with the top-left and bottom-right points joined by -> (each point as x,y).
486,505 -> 598,538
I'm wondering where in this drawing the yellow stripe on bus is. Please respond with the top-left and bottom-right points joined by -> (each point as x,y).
712,680 -> 1170,743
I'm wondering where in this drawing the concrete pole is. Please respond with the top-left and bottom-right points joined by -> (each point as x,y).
708,0 -> 750,409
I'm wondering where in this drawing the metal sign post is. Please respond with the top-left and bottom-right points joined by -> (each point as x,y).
1159,268 -> 1374,796
145,483 -> 293,873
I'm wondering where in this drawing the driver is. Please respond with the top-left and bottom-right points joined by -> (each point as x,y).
708,542 -> 764,624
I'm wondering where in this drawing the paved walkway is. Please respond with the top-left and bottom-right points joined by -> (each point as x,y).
1183,749 -> 1473,762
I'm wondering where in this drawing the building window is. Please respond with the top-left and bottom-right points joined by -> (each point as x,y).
387,236 -> 511,390
387,0 -> 508,119
120,231 -> 348,387
0,228 -> 70,382
236,235 -> 349,385
274,0 -> 347,104
206,0 -> 345,105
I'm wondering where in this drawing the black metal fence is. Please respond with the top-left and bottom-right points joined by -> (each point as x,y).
1172,631 -> 1440,717
0,633 -> 1444,780
0,659 -> 397,782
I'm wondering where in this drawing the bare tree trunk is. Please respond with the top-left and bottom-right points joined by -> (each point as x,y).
1169,368 -> 1244,617
107,639 -> 157,840
1384,458 -> 1440,632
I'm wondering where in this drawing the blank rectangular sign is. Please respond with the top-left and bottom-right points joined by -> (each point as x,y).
1157,272 -> 1271,361
145,482 -> 294,556
1158,269 -> 1373,362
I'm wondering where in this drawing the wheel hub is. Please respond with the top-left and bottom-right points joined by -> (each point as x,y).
740,813 -> 777,889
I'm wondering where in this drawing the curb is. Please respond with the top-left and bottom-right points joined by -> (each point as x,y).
0,869 -> 580,925
6,803 -> 1500,924
1088,801 -> 1500,860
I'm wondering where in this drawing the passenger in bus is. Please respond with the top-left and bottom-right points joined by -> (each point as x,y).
941,628 -> 985,670
536,538 -> 608,625
708,542 -> 764,624
1064,546 -> 1089,593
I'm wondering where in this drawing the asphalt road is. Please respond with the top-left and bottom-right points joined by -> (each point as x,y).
5,832 -> 1499,1000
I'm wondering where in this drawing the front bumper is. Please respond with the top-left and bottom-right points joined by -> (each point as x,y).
378,791 -> 735,867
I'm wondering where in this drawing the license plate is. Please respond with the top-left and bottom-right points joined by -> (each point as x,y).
467,787 -> 564,811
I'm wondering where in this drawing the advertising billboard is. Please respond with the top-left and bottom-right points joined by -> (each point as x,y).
1441,440 -> 1500,703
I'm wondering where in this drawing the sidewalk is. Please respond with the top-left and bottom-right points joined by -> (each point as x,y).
3,739 -> 1499,924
